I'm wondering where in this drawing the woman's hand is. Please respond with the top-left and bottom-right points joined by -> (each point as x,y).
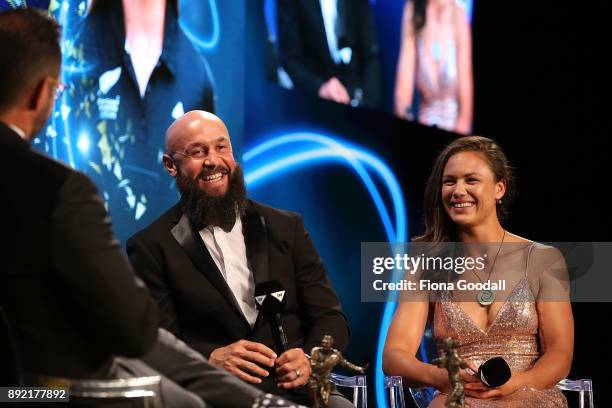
435,360 -> 482,394
464,371 -> 527,399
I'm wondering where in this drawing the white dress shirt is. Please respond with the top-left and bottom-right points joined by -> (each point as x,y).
319,0 -> 341,64
199,217 -> 259,327
124,39 -> 162,98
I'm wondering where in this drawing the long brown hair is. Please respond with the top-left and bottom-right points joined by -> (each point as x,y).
415,136 -> 515,243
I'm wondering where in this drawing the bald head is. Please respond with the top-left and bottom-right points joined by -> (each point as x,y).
165,110 -> 230,153
163,110 -> 237,197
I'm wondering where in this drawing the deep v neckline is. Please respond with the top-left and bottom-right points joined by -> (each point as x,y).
451,277 -> 529,335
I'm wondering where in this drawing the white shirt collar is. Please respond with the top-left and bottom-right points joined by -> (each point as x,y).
7,123 -> 27,140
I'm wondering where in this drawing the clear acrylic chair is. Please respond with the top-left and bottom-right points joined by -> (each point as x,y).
330,373 -> 367,408
557,378 -> 594,408
385,375 -> 406,408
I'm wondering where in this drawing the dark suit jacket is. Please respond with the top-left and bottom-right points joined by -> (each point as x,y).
138,328 -> 262,408
0,123 -> 159,381
277,0 -> 381,108
126,200 -> 350,391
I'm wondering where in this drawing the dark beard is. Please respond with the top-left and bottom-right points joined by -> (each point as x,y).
176,165 -> 248,232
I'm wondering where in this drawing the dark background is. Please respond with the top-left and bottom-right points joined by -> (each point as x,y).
246,0 -> 610,406
471,1 -> 610,405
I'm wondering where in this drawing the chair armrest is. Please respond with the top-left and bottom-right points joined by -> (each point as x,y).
330,373 -> 367,387
556,378 -> 593,393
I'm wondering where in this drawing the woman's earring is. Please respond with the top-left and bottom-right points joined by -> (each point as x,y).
496,198 -> 503,205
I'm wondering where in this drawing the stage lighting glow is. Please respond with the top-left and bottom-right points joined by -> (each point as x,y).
60,104 -> 71,121
243,131 -> 408,408
76,132 -> 90,153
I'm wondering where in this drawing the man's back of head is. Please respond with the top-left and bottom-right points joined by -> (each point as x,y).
0,8 -> 61,138
0,8 -> 164,382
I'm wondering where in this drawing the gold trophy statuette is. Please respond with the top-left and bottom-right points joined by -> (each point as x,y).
308,335 -> 368,408
434,338 -> 467,408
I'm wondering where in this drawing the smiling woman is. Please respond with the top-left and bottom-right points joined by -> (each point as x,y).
419,136 -> 516,243
441,150 -> 506,232
383,136 -> 574,407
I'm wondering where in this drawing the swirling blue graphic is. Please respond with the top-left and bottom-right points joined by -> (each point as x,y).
179,0 -> 220,50
243,132 -> 409,408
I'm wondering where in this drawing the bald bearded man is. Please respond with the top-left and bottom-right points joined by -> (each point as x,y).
127,111 -> 353,407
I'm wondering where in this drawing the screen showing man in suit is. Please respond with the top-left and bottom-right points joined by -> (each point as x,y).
275,0 -> 381,109
0,0 -> 241,247
265,0 -> 474,133
126,110 -> 354,407
53,0 -> 217,244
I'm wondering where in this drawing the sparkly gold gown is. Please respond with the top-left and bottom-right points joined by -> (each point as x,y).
432,272 -> 568,407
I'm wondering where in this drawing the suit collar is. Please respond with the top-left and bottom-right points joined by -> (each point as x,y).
170,199 -> 270,331
0,122 -> 30,151
158,2 -> 179,77
242,201 -> 270,285
171,213 -> 248,328
335,0 -> 347,41
312,1 -> 336,67
242,201 -> 270,332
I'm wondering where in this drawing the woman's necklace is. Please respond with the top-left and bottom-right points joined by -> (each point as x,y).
473,230 -> 506,307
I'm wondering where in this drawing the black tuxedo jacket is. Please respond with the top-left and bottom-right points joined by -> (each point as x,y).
0,123 -> 158,381
126,200 -> 349,389
277,0 -> 381,108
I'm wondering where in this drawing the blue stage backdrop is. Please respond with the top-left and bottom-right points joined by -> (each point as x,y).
1,1 -> 456,405
3,0 -> 245,244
